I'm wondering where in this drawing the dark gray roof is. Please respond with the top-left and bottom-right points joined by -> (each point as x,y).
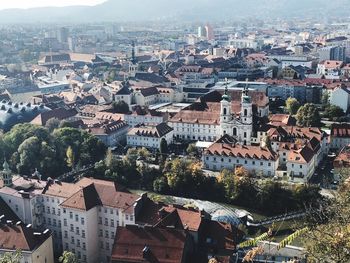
139,87 -> 159,97
116,85 -> 132,95
6,85 -> 40,95
134,72 -> 169,84
0,100 -> 49,131
44,54 -> 71,63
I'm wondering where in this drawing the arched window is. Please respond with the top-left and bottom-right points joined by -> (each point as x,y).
223,108 -> 227,115
233,128 -> 237,136
244,109 -> 248,116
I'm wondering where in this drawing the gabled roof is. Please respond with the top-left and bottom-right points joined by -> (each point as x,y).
331,123 -> 350,138
115,85 -> 132,95
30,107 -> 77,126
205,137 -> 278,161
288,145 -> 315,164
128,123 -> 173,138
134,72 -> 169,84
0,197 -> 51,252
60,183 -> 101,211
111,225 -> 188,263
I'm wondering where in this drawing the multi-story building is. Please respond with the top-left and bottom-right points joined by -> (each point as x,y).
330,123 -> 350,150
202,121 -> 328,183
126,123 -> 174,149
124,107 -> 166,127
330,86 -> 350,113
317,60 -> 344,78
87,120 -> 129,147
0,196 -> 54,263
169,88 -> 268,144
202,135 -> 279,176
318,46 -> 346,62
0,170 -> 143,263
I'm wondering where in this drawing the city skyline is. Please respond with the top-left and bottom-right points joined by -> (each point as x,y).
0,0 -> 106,10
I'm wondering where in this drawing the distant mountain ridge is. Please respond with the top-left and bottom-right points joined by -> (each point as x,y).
0,0 -> 349,23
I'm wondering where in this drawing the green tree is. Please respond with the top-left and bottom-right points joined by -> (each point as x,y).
324,104 -> 345,120
17,136 -> 41,174
285,97 -> 300,115
0,250 -> 22,263
159,138 -> 168,155
45,118 -> 61,132
321,92 -> 329,106
186,144 -> 198,156
153,176 -> 169,193
111,101 -> 129,113
296,103 -> 321,127
303,182 -> 350,262
218,169 -> 236,201
59,251 -> 78,263
66,146 -> 75,168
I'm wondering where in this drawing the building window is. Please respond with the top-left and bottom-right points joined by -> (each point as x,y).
110,219 -> 114,227
64,231 -> 68,238
70,224 -> 74,232
106,242 -> 110,250
71,236 -> 75,244
63,208 -> 66,214
48,218 -> 51,225
75,214 -> 79,222
105,230 -> 109,238
64,219 -> 67,226
125,214 -> 129,220
99,229 -> 103,237
77,239 -> 81,248
98,217 -> 102,224
81,217 -> 85,225
111,231 -> 115,238
76,227 -> 80,235
82,230 -> 85,238
105,218 -> 108,226
82,243 -> 86,250
52,208 -> 55,215
100,241 -> 104,249
110,209 -> 113,215
69,212 -> 73,219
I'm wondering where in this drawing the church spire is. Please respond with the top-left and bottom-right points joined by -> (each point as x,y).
222,78 -> 230,101
1,159 -> 13,187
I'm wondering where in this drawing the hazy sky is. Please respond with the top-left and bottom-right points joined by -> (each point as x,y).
0,0 -> 107,10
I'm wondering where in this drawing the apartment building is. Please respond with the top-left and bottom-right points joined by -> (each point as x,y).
0,171 -> 142,263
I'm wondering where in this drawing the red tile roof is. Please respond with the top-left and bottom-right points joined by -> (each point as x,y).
334,145 -> 350,168
331,123 -> 350,138
205,140 -> 278,161
111,225 -> 188,263
0,197 -> 52,252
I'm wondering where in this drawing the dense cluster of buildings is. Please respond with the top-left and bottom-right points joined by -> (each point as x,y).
2,15 -> 350,263
0,164 -> 251,263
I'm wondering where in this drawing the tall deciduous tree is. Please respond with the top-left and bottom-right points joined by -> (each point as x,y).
0,250 -> 22,263
303,181 -> 350,262
296,103 -> 321,127
59,251 -> 78,263
285,97 -> 300,115
66,146 -> 75,168
159,138 -> 168,155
